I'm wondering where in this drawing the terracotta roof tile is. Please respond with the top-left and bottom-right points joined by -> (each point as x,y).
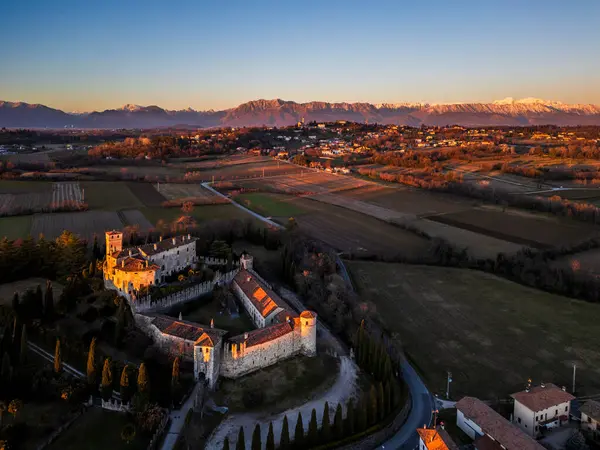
456,397 -> 544,450
137,235 -> 197,256
149,314 -> 226,345
228,322 -> 294,348
511,384 -> 575,412
117,256 -> 159,272
234,270 -> 296,321
416,427 -> 458,450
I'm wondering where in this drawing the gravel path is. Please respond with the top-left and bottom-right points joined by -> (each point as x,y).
205,356 -> 359,450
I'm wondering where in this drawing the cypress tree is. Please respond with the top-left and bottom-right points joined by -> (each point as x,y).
1,353 -> 12,385
44,281 -> 54,319
384,381 -> 392,417
377,382 -> 385,421
368,339 -> 377,375
92,235 -> 101,259
171,356 -> 181,403
89,260 -> 96,277
321,402 -> 331,443
101,358 -> 113,400
251,424 -> 261,450
308,408 -> 318,447
345,400 -> 355,436
265,422 -> 275,450
87,337 -> 97,386
280,415 -> 290,449
333,403 -> 343,440
54,338 -> 62,374
391,380 -> 399,408
222,437 -> 230,450
19,325 -> 27,365
120,365 -> 131,403
11,293 -> 19,317
356,398 -> 367,432
294,412 -> 304,448
236,426 -> 246,450
35,285 -> 44,318
368,385 -> 378,426
115,299 -> 126,345
138,362 -> 150,396
382,355 -> 392,382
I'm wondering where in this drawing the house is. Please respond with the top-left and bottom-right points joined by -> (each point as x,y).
456,396 -> 544,450
580,399 -> 600,439
417,426 -> 458,450
511,383 -> 574,437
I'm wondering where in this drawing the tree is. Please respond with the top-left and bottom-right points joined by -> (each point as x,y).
92,235 -> 101,259
251,424 -> 261,450
121,423 -> 136,444
236,426 -> 245,450
266,422 -> 275,450
308,408 -> 318,447
54,338 -> 62,374
321,402 -> 331,443
384,382 -> 392,417
171,356 -> 181,403
8,399 -> 21,420
44,281 -> 54,319
368,385 -> 378,426
120,365 -> 132,403
35,284 -> 44,318
356,398 -> 367,432
222,437 -> 230,450
87,337 -> 97,386
115,298 -> 127,345
101,358 -> 113,400
0,353 -> 11,385
377,382 -> 385,421
294,412 -> 304,448
0,401 -> 6,426
279,415 -> 290,450
137,363 -> 149,396
345,400 -> 355,436
19,325 -> 27,365
333,403 -> 343,440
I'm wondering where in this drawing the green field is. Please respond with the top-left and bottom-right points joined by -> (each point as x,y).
139,204 -> 254,227
0,180 -> 51,193
347,260 -> 600,399
0,214 -> 32,239
48,409 -> 147,450
236,192 -> 305,217
81,181 -> 144,211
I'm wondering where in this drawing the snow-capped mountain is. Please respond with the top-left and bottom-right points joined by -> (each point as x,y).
1,98 -> 599,128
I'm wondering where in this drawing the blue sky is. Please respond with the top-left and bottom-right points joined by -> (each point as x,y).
1,0 -> 599,111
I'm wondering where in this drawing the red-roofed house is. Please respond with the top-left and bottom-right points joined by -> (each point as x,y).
417,426 -> 458,450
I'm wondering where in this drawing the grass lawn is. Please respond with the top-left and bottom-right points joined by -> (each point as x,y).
347,260 -> 600,400
215,353 -> 339,414
236,192 -> 306,218
0,180 -> 51,193
47,408 -> 147,450
81,181 -> 144,211
139,204 -> 255,227
0,214 -> 32,239
0,277 -> 63,306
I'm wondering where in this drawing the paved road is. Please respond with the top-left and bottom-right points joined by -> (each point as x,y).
28,341 -> 86,378
160,382 -> 200,450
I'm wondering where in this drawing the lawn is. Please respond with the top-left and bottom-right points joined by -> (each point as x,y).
81,181 -> 144,211
347,260 -> 600,400
139,204 -> 254,227
215,353 -> 340,414
47,408 -> 147,450
236,192 -> 306,217
0,214 -> 32,239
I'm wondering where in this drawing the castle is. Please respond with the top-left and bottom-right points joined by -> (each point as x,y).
103,231 -> 317,388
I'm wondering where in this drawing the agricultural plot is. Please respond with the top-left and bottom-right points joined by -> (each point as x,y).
236,171 -> 372,195
126,182 -> 166,207
156,183 -> 228,205
0,181 -> 83,216
0,215 -> 33,239
553,248 -> 600,277
235,192 -> 306,217
3,151 -> 52,164
81,181 -> 144,211
52,182 -> 84,206
427,207 -> 600,249
184,159 -> 304,182
31,210 -> 123,241
347,260 -> 600,399
139,204 -> 253,228
118,209 -> 154,229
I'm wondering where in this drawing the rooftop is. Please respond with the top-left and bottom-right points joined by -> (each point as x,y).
234,269 -> 296,321
137,234 -> 197,256
229,321 -> 294,348
580,400 -> 600,422
456,397 -> 544,450
511,383 -> 575,412
149,314 -> 226,345
416,427 -> 459,450
117,256 -> 159,272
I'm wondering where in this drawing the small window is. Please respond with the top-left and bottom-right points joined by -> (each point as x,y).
525,424 -> 528,428
588,417 -> 592,423
565,406 -> 568,411
555,409 -> 558,416
518,418 -> 521,424
535,426 -> 538,432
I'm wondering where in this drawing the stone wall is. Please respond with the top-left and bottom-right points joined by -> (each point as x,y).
134,314 -> 196,360
101,397 -> 131,413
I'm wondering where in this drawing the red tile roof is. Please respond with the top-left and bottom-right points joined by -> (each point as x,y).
456,397 -> 544,450
416,427 -> 458,450
138,235 -> 197,256
474,434 -> 504,450
511,384 -> 575,412
228,322 -> 294,348
234,270 -> 296,320
117,256 -> 159,272
149,314 -> 226,345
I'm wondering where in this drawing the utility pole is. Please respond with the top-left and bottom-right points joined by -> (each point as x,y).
433,409 -> 439,427
446,371 -> 452,399
573,364 -> 577,394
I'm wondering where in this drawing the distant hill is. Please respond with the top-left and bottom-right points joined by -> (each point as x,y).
2,97 -> 600,129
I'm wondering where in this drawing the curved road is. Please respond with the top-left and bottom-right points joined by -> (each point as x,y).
203,180 -> 435,449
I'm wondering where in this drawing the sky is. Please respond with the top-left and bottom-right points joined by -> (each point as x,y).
1,0 -> 599,112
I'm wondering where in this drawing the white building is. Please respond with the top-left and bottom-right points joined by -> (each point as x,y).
456,396 -> 544,450
511,383 -> 574,437
580,399 -> 600,440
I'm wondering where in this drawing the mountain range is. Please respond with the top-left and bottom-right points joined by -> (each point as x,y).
2,98 -> 600,129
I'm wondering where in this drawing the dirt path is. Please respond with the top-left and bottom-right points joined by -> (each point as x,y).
205,356 -> 359,450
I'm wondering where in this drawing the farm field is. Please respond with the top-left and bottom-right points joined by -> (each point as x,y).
234,171 -> 372,194
156,183 -> 228,205
81,181 -> 144,210
175,155 -> 269,170
47,408 -> 147,450
426,207 -> 600,249
2,151 -> 52,164
0,180 -> 50,193
271,196 -> 431,258
552,248 -> 600,277
126,181 -> 166,207
0,277 -> 63,305
139,204 -> 253,228
30,210 -> 123,241
185,159 -> 303,182
118,209 -> 154,229
347,260 -> 600,399
0,181 -> 84,216
0,215 -> 33,239
235,192 -> 305,217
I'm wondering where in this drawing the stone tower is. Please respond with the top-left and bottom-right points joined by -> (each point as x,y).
105,231 -> 123,255
299,310 -> 317,357
240,253 -> 253,271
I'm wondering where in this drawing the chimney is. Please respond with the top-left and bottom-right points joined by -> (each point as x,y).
159,236 -> 163,242
244,332 -> 248,340
541,382 -> 545,389
154,243 -> 157,250
440,421 -> 445,430
178,312 -> 182,320
172,238 -> 176,245
121,260 -> 124,268
210,318 -> 214,328
145,260 -> 148,267
187,234 -> 191,240
562,386 -> 566,391
247,276 -> 251,282
129,249 -> 132,256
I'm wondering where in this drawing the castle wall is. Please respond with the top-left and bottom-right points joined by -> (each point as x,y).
147,240 -> 197,279
231,281 -> 266,328
194,341 -> 221,389
134,314 -> 196,359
